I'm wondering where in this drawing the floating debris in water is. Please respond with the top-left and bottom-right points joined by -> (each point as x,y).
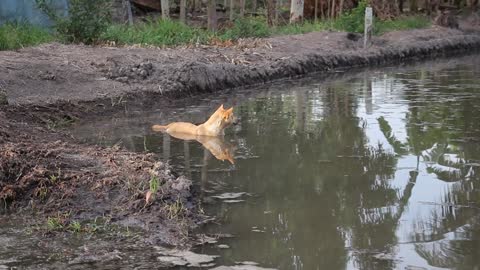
212,192 -> 248,200
251,226 -> 265,233
155,246 -> 218,267
236,261 -> 259,265
211,264 -> 277,270
336,155 -> 363,159
217,244 -> 230,249
195,234 -> 218,245
224,199 -> 245,203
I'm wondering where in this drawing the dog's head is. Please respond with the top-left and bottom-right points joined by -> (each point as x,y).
216,104 -> 237,127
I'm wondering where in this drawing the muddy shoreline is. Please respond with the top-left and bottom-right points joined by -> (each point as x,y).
1,25 -> 480,250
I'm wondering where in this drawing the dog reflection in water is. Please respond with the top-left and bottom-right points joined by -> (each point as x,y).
152,104 -> 237,164
163,132 -> 235,164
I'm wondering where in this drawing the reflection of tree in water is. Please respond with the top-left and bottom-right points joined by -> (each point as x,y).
231,85 -> 404,270
414,215 -> 480,269
393,64 -> 480,269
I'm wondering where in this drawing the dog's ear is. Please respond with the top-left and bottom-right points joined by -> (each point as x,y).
226,107 -> 233,114
217,104 -> 225,111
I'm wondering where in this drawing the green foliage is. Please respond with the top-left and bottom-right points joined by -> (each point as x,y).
0,23 -> 53,50
273,21 -> 334,35
36,0 -> 111,44
68,221 -> 82,233
149,175 -> 160,194
101,19 -> 211,46
333,0 -> 430,34
220,17 -> 271,39
374,16 -> 430,35
334,0 -> 369,33
46,217 -> 64,231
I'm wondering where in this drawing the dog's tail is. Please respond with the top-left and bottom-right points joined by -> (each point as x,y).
152,124 -> 169,132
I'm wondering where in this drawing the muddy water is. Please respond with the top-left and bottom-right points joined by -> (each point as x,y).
6,55 -> 480,269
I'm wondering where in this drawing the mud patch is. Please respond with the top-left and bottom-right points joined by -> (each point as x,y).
106,61 -> 154,83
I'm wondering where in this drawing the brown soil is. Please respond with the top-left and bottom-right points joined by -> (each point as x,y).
1,23 -> 480,246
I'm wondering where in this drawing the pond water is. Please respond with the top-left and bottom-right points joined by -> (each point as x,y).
4,54 -> 480,269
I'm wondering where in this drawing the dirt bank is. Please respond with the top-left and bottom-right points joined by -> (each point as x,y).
1,24 -> 480,247
1,26 -> 480,105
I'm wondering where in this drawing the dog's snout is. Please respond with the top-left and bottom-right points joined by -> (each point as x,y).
232,117 -> 239,125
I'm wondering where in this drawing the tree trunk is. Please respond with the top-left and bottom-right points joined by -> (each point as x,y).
409,0 -> 418,12
399,0 -> 404,13
230,0 -> 234,20
320,0 -> 324,19
314,0 -> 318,21
208,0 -> 217,31
161,0 -> 169,19
194,0 -> 201,12
275,0 -> 280,23
180,0 -> 186,23
239,0 -> 245,17
330,0 -> 335,18
326,0 -> 330,19
338,0 -> 344,16
290,0 -> 304,23
273,0 -> 283,22
252,0 -> 257,14
267,0 -> 276,26
126,0 -> 133,25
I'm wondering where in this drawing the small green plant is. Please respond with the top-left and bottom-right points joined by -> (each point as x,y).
47,217 -> 64,231
68,221 -> 82,233
165,198 -> 186,219
36,0 -> 111,44
49,174 -> 58,184
49,168 -> 61,184
149,175 -> 160,195
45,116 -> 74,130
0,22 -> 53,50
36,184 -> 49,200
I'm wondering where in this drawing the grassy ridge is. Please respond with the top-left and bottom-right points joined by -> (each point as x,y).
0,23 -> 53,50
0,15 -> 430,50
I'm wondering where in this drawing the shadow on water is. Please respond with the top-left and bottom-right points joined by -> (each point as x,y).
3,54 -> 480,269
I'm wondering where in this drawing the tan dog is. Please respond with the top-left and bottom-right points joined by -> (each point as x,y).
152,104 -> 235,137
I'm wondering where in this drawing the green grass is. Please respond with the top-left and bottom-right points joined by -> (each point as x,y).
0,14 -> 431,50
374,15 -> 431,35
101,19 -> 212,47
0,23 -> 53,50
219,17 -> 271,39
273,20 -> 335,35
